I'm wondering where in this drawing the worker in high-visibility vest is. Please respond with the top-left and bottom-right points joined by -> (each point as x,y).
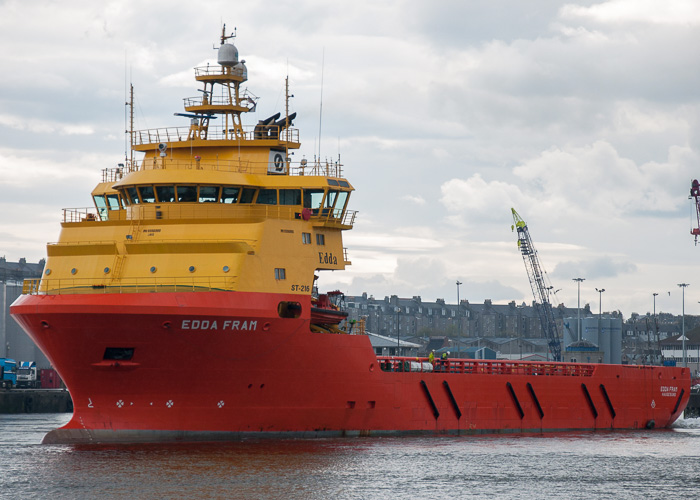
428,350 -> 435,365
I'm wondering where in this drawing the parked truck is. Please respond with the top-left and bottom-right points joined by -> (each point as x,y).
1,358 -> 17,389
16,361 -> 40,388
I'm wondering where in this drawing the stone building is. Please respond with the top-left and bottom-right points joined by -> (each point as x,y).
0,257 -> 50,366
344,292 -> 590,342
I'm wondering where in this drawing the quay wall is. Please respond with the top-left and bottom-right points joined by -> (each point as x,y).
0,389 -> 73,414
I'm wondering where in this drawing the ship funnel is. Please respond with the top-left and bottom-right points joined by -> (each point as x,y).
218,43 -> 239,67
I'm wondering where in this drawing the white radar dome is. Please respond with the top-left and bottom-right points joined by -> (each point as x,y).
234,60 -> 248,80
218,43 -> 239,67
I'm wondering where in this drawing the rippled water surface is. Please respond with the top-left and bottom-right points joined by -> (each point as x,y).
2,413 -> 700,499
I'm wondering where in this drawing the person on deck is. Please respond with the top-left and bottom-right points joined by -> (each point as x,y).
442,351 -> 450,370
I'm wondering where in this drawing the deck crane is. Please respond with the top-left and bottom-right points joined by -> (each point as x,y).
511,208 -> 562,361
690,180 -> 700,245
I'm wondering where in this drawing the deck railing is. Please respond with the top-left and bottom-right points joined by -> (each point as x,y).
61,204 -> 358,227
132,124 -> 300,146
101,157 -> 345,179
377,356 -> 597,377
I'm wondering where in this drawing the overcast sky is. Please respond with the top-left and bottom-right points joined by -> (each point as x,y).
1,0 -> 699,317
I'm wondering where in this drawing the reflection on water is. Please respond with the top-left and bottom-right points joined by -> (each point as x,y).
1,414 -> 700,499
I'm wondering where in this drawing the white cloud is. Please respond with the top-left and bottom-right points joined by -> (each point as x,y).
401,194 -> 426,205
0,114 -> 94,135
561,0 -> 700,26
439,174 -> 527,220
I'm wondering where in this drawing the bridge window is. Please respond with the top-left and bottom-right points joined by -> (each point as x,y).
325,190 -> 338,209
93,195 -> 108,220
106,194 -> 121,210
333,191 -> 349,218
126,187 -> 140,204
199,186 -> 220,203
156,186 -> 176,203
280,189 -> 301,205
256,189 -> 277,205
240,188 -> 257,203
304,189 -> 325,212
335,192 -> 349,209
139,186 -> 156,203
177,185 -> 197,202
221,187 -> 240,203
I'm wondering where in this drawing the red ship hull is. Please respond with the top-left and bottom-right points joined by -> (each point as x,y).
11,291 -> 691,444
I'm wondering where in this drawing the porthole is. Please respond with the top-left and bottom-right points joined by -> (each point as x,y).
150,266 -> 157,273
71,268 -> 77,275
188,266 -> 196,273
45,269 -> 51,276
104,267 -> 111,274
223,266 -> 230,273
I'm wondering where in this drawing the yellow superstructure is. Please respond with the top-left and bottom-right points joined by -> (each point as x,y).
34,27 -> 355,296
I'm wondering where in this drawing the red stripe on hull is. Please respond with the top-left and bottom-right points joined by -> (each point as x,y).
11,291 -> 691,444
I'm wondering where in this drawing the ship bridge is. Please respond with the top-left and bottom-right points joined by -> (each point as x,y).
30,26 -> 356,300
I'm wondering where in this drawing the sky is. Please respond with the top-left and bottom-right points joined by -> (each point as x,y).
1,0 -> 699,317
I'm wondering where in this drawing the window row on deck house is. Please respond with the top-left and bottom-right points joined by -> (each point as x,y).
93,184 -> 351,221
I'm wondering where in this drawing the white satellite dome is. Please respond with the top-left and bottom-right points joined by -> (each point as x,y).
218,43 -> 238,67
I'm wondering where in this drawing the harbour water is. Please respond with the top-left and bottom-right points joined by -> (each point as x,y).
1,413 -> 699,499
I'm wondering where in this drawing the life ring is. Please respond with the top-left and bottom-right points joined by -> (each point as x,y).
301,208 -> 312,221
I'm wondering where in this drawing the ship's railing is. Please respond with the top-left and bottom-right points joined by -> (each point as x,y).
63,208 -> 100,223
376,356 -> 597,377
22,276 -> 235,296
99,157 -> 344,179
62,204 -> 358,228
132,125 -> 299,146
183,95 -> 255,109
194,65 -> 246,78
101,161 -> 142,183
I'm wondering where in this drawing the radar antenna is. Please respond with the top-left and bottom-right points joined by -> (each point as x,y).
220,23 -> 236,44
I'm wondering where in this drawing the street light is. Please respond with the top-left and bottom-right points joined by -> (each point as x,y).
573,278 -> 585,342
595,288 -> 605,341
456,280 -> 462,358
678,283 -> 689,367
653,292 -> 659,364
395,306 -> 401,356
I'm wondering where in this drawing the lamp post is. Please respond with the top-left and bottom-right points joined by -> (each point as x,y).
678,283 -> 689,367
573,278 -> 585,342
395,306 -> 401,356
653,292 -> 658,364
595,288 -> 605,341
456,280 -> 462,358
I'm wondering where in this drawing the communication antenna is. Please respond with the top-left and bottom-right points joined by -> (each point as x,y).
124,51 -> 128,163
318,47 -> 325,161
219,23 -> 236,45
128,84 -> 134,167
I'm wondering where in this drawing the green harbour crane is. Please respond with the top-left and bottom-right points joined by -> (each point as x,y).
511,208 -> 562,361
